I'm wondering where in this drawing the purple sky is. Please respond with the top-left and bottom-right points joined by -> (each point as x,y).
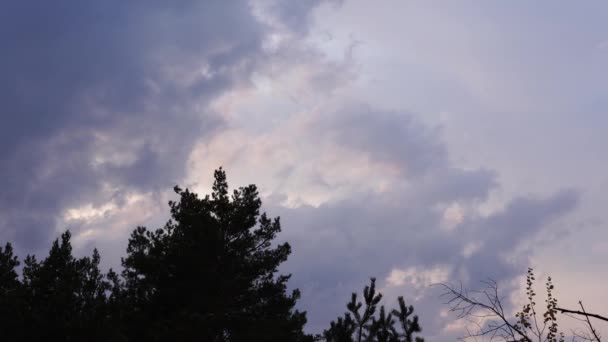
2,1 -> 607,340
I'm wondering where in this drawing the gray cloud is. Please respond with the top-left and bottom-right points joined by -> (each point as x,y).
275,186 -> 577,336
0,1 -> 325,252
260,105 -> 579,336
182,94 -> 578,335
316,105 -> 448,176
0,1 -> 587,339
261,0 -> 341,34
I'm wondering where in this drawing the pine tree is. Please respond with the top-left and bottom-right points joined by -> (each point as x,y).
392,297 -> 423,342
22,232 -> 82,340
323,279 -> 424,342
323,315 -> 357,342
121,168 -> 312,341
0,242 -> 24,340
348,278 -> 383,342
0,167 -> 427,342
370,306 -> 398,342
19,231 -> 115,341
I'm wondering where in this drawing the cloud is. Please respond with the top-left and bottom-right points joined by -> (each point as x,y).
176,33 -> 580,334
385,265 -> 450,290
276,177 -> 577,336
0,2 -> 591,340
186,82 -> 578,337
0,1 -> 328,252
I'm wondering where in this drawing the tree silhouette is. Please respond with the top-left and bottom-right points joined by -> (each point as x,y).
0,168 -> 314,341
0,236 -> 121,340
439,268 -> 608,342
0,168 -> 425,341
119,168 -> 311,341
323,278 -> 424,342
0,242 -> 24,340
16,231 -> 116,341
392,296 -> 423,342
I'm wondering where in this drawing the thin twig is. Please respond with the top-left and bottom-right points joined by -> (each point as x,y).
579,301 -> 602,342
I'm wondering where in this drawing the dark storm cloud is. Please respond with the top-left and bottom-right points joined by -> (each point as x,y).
0,1 -> 323,251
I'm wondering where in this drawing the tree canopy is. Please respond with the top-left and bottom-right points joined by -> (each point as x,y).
119,168 -> 310,341
0,168 -> 424,341
3,167 -> 605,342
0,169 -> 312,341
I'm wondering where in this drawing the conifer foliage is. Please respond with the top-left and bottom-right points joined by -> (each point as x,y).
0,168 -> 312,341
120,168 -> 311,341
322,278 -> 424,342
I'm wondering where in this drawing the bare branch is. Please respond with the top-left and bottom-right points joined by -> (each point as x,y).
557,308 -> 608,323
437,281 -> 533,342
438,269 -> 607,342
578,301 -> 602,342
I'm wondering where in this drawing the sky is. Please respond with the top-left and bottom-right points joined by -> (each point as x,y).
1,1 -> 607,340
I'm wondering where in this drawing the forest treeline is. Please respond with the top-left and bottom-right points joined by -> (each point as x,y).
0,169 -> 605,341
0,169 -> 424,342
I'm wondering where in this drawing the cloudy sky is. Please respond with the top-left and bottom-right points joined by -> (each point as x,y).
2,1 -> 607,339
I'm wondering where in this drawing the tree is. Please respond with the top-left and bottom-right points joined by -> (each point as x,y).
0,167 -> 428,341
392,296 -> 424,342
0,168 -> 311,340
120,168 -> 312,341
0,242 -> 24,340
20,231 -> 115,341
439,268 -> 607,342
323,278 -> 424,342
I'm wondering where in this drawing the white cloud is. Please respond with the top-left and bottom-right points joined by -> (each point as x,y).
386,265 -> 450,289
441,202 -> 465,231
